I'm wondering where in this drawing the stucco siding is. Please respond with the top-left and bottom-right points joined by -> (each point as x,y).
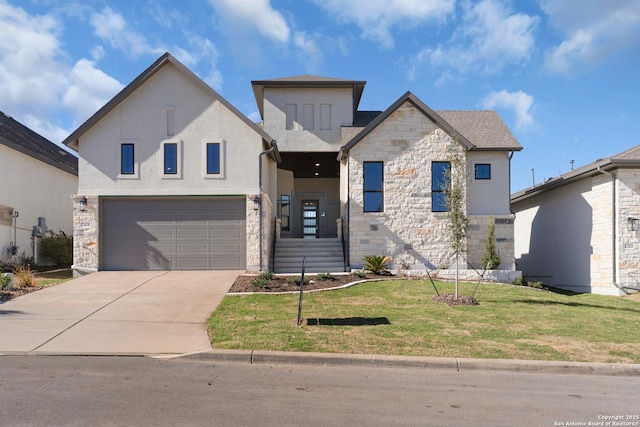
0,144 -> 77,260
466,151 -> 511,215
77,63 -> 264,196
513,175 -> 620,294
262,87 -> 352,151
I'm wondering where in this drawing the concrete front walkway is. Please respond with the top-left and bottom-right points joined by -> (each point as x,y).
0,270 -> 239,355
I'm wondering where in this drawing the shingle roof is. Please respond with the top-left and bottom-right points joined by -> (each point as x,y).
342,92 -> 522,153
63,52 -> 278,162
256,75 -> 357,83
0,111 -> 77,176
437,110 -> 521,150
511,144 -> 640,202
251,75 -> 366,120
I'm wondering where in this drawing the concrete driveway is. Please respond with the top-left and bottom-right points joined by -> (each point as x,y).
0,270 -> 239,355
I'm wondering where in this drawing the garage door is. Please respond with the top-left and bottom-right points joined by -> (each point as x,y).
101,197 -> 246,270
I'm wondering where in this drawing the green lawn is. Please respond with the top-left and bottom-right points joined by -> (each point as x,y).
207,280 -> 640,363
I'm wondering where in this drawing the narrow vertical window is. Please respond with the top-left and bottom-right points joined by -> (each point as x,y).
121,143 -> 134,175
432,161 -> 451,212
206,142 -> 220,174
320,103 -> 331,130
286,104 -> 297,130
363,161 -> 384,212
164,143 -> 177,174
303,104 -> 314,130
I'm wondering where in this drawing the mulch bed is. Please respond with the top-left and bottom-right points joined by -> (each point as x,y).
432,293 -> 479,306
228,273 -> 389,293
0,286 -> 45,303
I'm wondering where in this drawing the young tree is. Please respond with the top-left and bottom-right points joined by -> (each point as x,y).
444,135 -> 468,299
481,215 -> 501,270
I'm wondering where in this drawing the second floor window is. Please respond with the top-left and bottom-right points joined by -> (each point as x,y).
206,142 -> 220,174
432,161 -> 451,212
121,143 -> 134,175
164,143 -> 178,174
363,161 -> 384,212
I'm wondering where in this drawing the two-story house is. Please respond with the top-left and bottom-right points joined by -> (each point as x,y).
65,53 -> 521,279
1,112 -> 78,264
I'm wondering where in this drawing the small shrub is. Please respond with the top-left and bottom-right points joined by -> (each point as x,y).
316,272 -> 336,281
481,216 -> 501,270
251,271 -> 274,288
258,271 -> 275,281
512,275 -> 546,290
287,276 -> 309,286
0,273 -> 11,290
250,278 -> 271,288
351,271 -> 367,279
13,264 -> 34,288
39,230 -> 73,266
362,255 -> 392,275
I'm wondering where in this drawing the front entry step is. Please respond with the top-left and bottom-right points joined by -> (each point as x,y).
274,238 -> 345,273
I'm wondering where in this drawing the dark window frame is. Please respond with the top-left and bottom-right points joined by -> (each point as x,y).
475,163 -> 491,180
431,161 -> 451,212
120,143 -> 135,175
163,142 -> 178,175
206,142 -> 220,174
363,161 -> 384,213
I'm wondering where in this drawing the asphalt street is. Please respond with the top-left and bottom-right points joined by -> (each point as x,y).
0,355 -> 637,427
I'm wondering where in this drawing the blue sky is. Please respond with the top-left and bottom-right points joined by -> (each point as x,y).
2,0 -> 639,192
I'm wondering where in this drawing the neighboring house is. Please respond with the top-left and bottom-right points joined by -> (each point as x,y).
0,112 -> 78,264
65,53 -> 522,277
512,146 -> 640,296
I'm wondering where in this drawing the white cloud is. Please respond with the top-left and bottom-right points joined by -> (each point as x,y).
62,59 -> 123,127
313,0 -> 455,49
541,0 -> 640,74
209,0 -> 290,43
294,31 -> 324,74
482,90 -> 534,130
407,0 -> 537,80
90,7 -> 165,58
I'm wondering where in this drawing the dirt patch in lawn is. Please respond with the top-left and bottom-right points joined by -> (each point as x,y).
228,273 -> 393,293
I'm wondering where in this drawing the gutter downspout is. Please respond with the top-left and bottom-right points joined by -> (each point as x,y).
598,167 -> 618,287
258,141 -> 277,271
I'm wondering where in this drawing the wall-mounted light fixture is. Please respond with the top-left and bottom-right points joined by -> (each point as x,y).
627,217 -> 639,231
79,196 -> 88,212
253,196 -> 261,211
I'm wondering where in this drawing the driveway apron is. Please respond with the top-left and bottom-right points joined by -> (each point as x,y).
0,271 -> 238,355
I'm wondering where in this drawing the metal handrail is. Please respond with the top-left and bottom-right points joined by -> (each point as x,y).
271,215 -> 277,272
341,216 -> 347,272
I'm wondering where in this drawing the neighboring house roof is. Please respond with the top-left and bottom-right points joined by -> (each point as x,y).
251,75 -> 366,120
511,144 -> 640,203
341,92 -> 522,156
62,52 -> 279,161
0,111 -> 78,176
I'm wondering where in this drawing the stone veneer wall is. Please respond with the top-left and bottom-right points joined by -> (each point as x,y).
71,195 -> 99,276
348,102 -> 469,272
466,214 -> 516,270
615,169 -> 640,292
590,173 -> 616,293
246,194 -> 275,272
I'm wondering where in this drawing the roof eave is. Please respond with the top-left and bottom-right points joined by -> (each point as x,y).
63,52 -> 276,151
0,137 -> 78,176
250,79 -> 366,121
342,91 -> 475,153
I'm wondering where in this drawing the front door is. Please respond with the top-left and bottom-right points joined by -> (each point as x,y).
302,199 -> 319,239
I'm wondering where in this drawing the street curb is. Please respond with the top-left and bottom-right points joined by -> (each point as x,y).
178,349 -> 640,377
